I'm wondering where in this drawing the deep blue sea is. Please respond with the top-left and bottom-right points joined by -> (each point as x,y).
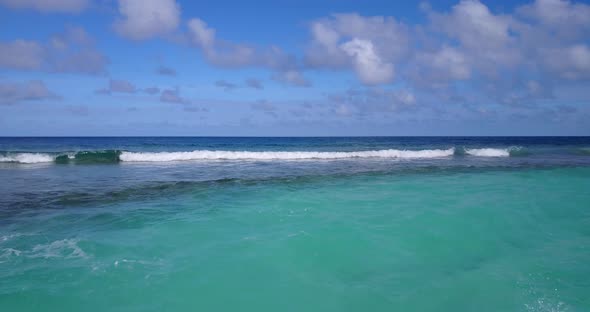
1,137 -> 590,311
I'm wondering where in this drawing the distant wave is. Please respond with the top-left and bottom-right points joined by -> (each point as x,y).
0,153 -> 55,164
463,146 -> 526,157
0,150 -> 121,164
464,148 -> 511,157
1,239 -> 87,261
0,147 -> 535,164
119,148 -> 456,162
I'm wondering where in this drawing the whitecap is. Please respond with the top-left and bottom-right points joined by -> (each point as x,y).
465,148 -> 510,157
119,148 -> 455,162
29,239 -> 87,259
0,153 -> 54,163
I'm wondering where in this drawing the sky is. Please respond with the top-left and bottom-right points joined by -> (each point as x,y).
0,0 -> 589,136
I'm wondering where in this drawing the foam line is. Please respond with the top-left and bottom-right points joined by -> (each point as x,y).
119,148 -> 456,162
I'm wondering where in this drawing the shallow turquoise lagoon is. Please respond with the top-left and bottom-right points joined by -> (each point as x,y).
2,165 -> 589,311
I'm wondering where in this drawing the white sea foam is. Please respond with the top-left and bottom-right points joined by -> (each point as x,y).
0,248 -> 22,259
0,147 -> 519,163
119,148 -> 456,162
30,239 -> 87,259
1,233 -> 24,243
0,153 -> 54,163
465,148 -> 510,157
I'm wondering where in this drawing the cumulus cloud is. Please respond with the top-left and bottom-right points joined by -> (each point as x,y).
250,100 -> 276,111
340,38 -> 394,85
427,0 -> 520,76
250,100 -> 278,118
160,88 -> 189,104
272,70 -> 311,87
187,18 -> 295,69
143,86 -> 160,94
186,17 -> 308,86
65,105 -> 89,116
410,46 -> 471,88
328,87 -> 417,115
95,79 -> 137,94
114,0 -> 181,40
0,40 -> 44,70
0,80 -> 60,105
156,66 -> 176,76
300,0 -> 587,96
6,0 -> 588,113
518,0 -> 590,38
404,0 -> 590,111
187,18 -> 258,67
215,80 -> 238,91
109,79 -> 137,93
539,44 -> 590,80
187,18 -> 215,48
183,105 -> 209,113
491,79 -> 553,106
245,78 -> 263,89
0,0 -> 89,13
0,26 -> 108,75
305,13 -> 408,85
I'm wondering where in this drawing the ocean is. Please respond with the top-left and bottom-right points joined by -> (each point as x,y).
1,137 -> 589,311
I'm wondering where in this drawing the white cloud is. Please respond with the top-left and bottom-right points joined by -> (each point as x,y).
411,46 -> 471,87
160,89 -> 189,104
156,66 -> 176,76
272,70 -> 311,87
0,40 -> 44,70
186,17 -> 306,86
429,0 -> 520,73
305,22 -> 347,68
305,13 -> 408,85
251,100 -> 276,111
341,38 -> 394,85
328,87 -> 418,116
540,44 -> 590,80
187,18 -> 216,48
245,78 -> 263,90
408,0 -> 590,106
186,18 -> 293,70
0,80 -> 60,105
0,0 -> 88,13
110,79 -> 137,93
395,90 -> 416,106
144,87 -> 160,95
438,0 -> 512,47
95,79 -> 137,94
0,27 -> 108,75
427,46 -> 470,80
334,104 -> 353,117
518,0 -> 590,34
114,0 -> 181,40
215,80 -> 238,91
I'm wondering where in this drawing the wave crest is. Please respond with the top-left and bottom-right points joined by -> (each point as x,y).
119,148 -> 456,162
464,148 -> 511,157
0,153 -> 54,163
0,147 -> 529,163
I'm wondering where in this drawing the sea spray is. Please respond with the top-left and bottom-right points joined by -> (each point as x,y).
118,148 -> 456,161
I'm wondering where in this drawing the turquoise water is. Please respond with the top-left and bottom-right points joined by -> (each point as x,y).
1,137 -> 590,311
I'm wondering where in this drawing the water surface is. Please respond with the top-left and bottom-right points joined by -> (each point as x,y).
1,137 -> 589,311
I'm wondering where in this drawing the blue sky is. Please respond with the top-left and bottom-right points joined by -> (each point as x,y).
0,0 -> 589,136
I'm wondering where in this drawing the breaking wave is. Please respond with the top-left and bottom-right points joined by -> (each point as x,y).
0,150 -> 121,164
0,147 -> 532,164
119,148 -> 456,162
0,153 -> 55,164
465,148 -> 511,157
464,146 -> 526,157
